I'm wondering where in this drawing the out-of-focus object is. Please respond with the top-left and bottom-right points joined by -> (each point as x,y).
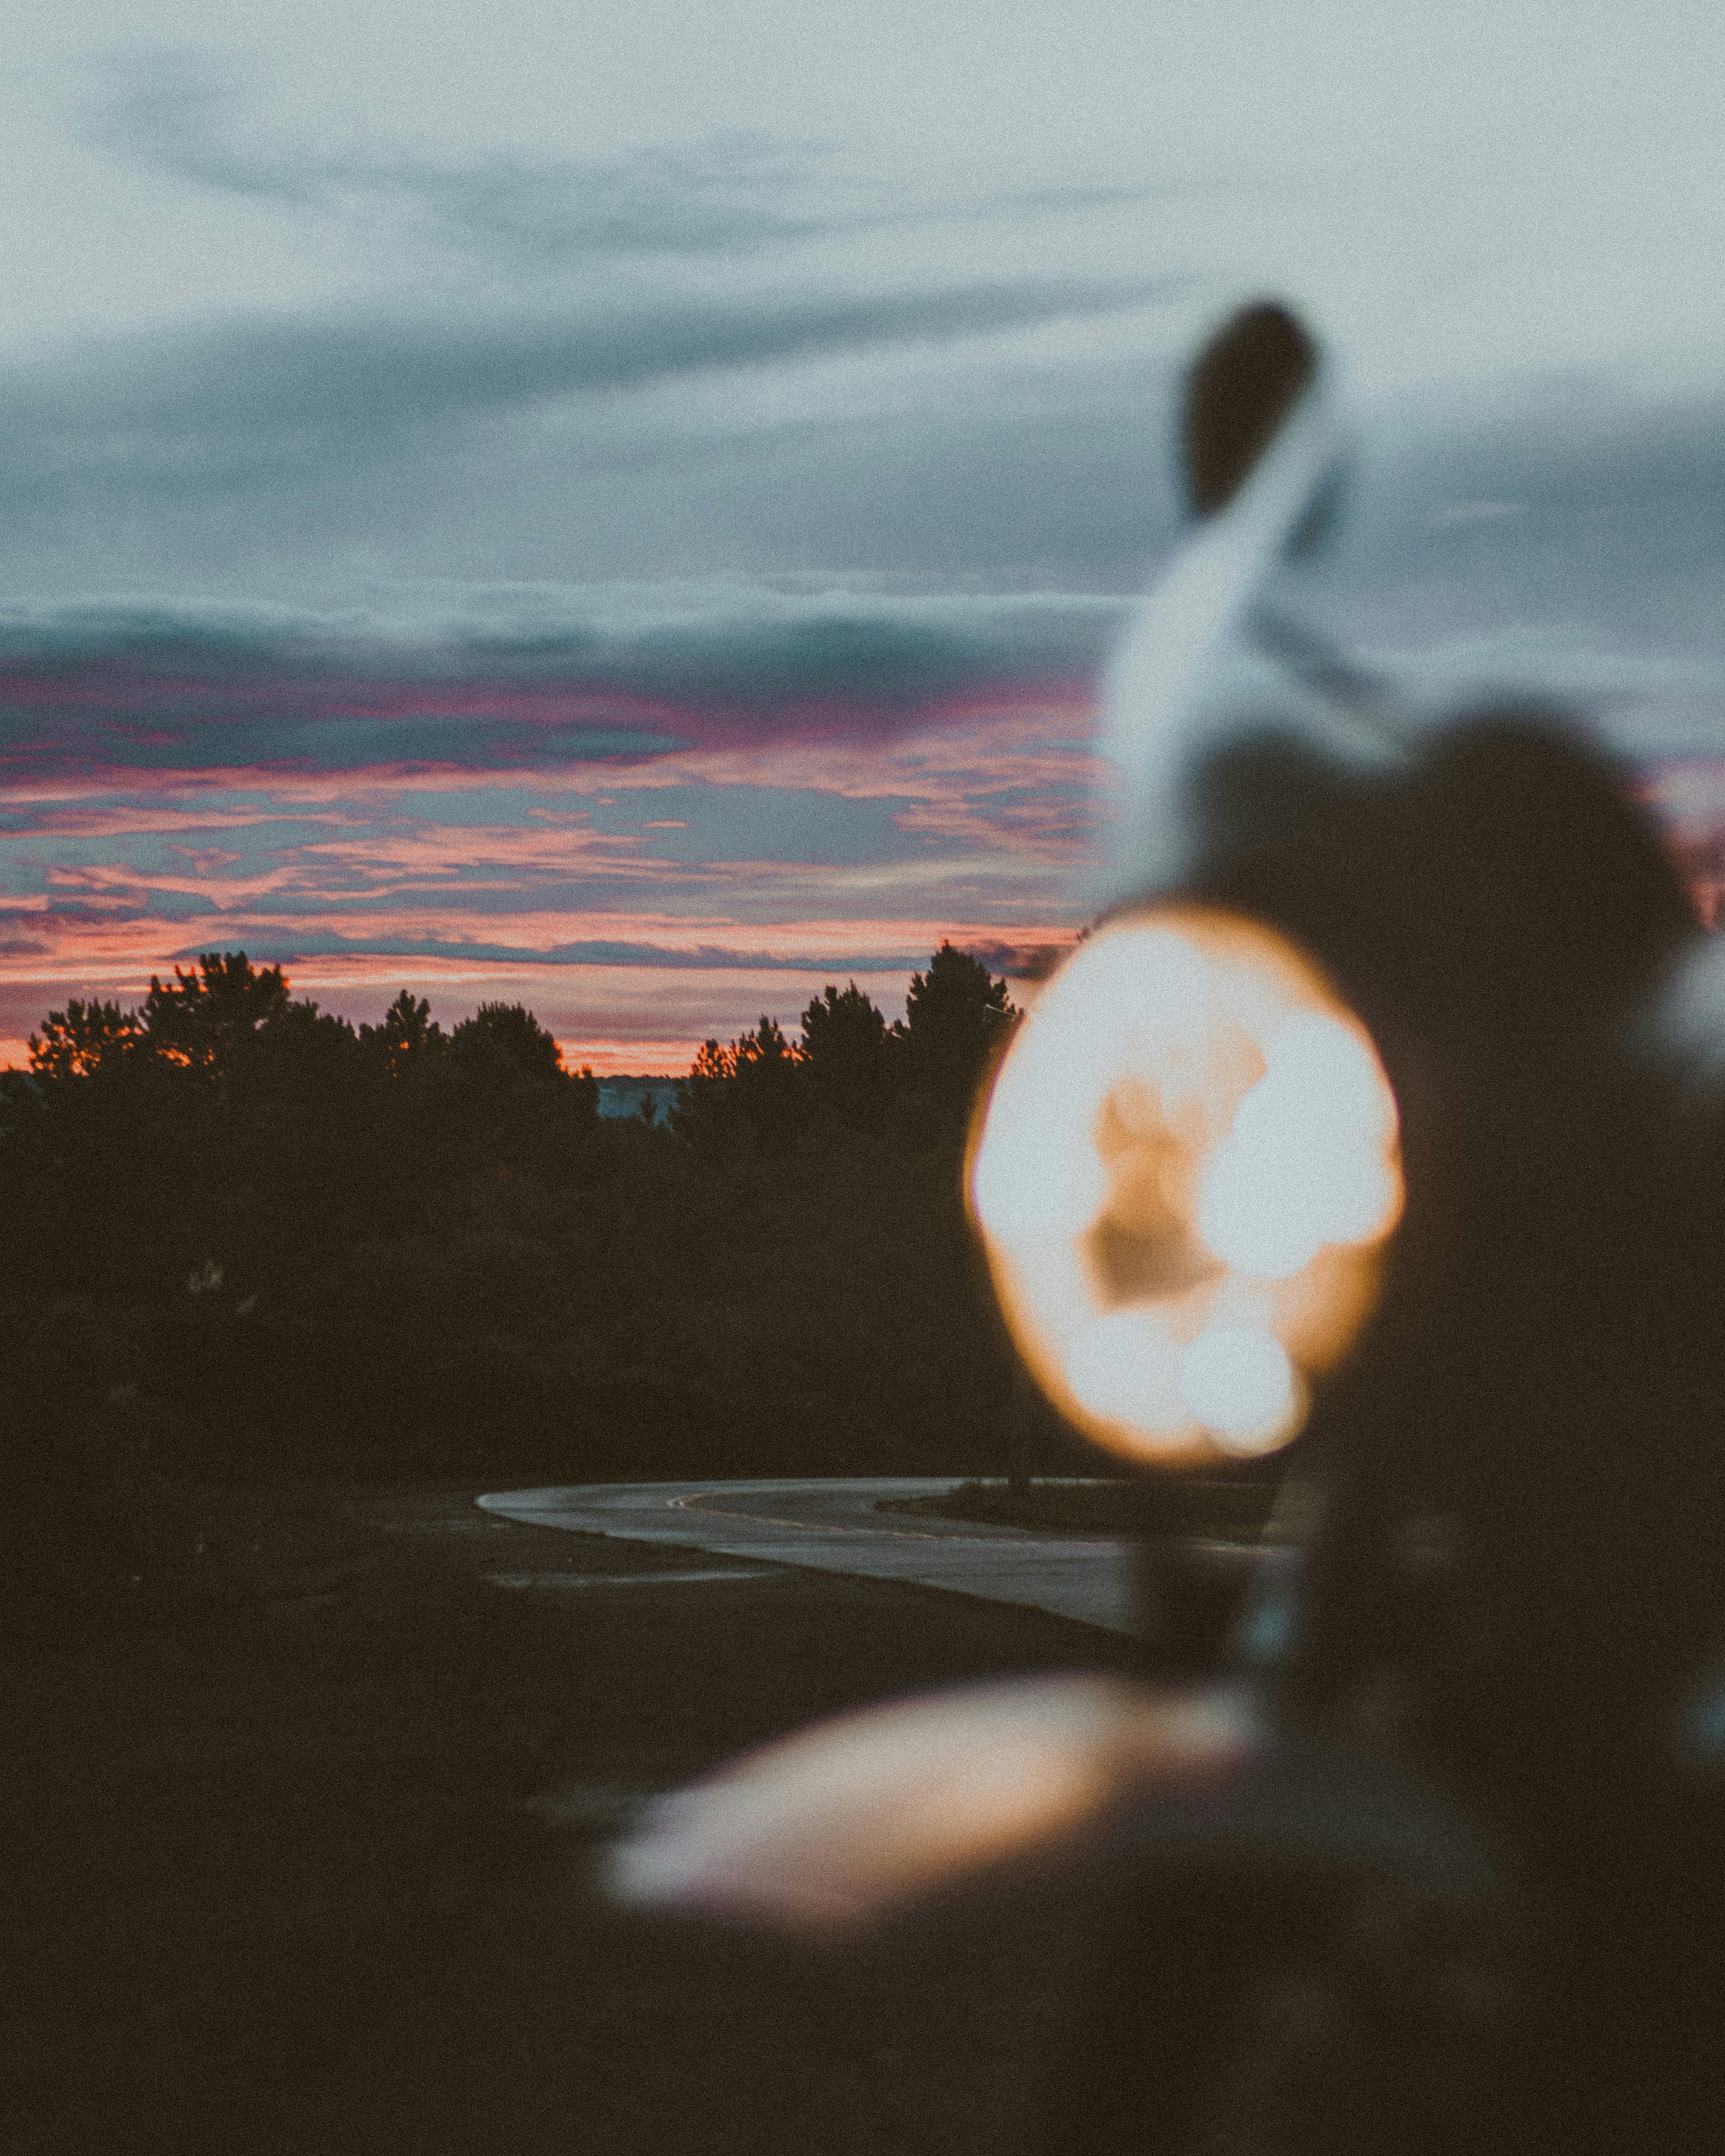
601,296 -> 1725,2152
1091,301 -> 1388,908
604,1675 -> 1255,1941
969,905 -> 1402,1465
968,298 -> 1409,1469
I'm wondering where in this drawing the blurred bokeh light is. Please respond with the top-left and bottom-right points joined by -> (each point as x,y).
969,907 -> 1402,1465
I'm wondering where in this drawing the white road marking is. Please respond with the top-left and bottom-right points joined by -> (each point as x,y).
670,1490 -> 950,1540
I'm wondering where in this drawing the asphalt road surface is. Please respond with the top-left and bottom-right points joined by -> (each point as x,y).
475,1479 -> 1141,1634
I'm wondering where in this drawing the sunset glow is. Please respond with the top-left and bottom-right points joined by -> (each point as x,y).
0,683 -> 1095,1072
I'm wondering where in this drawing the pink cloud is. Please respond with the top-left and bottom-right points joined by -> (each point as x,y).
20,802 -> 345,838
0,688 -> 1104,1068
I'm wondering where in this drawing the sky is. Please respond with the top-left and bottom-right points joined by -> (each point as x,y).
6,3 -> 1725,1071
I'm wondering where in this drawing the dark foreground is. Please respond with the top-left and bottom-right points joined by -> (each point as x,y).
3,1482 -> 1137,2156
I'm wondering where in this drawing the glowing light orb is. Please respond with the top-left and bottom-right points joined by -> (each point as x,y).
1178,1326 -> 1295,1453
968,908 -> 1402,1465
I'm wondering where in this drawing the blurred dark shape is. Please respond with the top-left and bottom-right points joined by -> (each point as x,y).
1045,1726 -> 1525,2156
1182,302 -> 1317,518
585,291 -> 1725,2150
1187,713 -> 1693,1048
1062,709 -> 1725,2152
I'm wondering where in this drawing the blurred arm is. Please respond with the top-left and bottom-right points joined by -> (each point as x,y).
602,1673 -> 1256,1942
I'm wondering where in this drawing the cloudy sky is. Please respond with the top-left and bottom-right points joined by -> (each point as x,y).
5,1 -> 1725,1070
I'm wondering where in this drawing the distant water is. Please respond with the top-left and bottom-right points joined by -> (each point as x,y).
596,1076 -> 680,1122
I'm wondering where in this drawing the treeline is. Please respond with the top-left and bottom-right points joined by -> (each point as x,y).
0,943 -> 1090,1543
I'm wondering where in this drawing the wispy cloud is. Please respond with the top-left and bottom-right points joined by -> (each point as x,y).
0,587 -> 1126,789
85,51 -> 1156,269
0,275 -> 1178,524
0,54 -> 1192,602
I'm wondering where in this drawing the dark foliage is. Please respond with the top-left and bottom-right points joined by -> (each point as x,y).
799,981 -> 898,1133
899,940 -> 1017,1137
0,946 -> 1069,1533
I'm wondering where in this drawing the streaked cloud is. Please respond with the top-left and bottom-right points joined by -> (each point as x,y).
0,279 -> 1177,516
86,51 -> 1154,269
0,587 -> 1125,785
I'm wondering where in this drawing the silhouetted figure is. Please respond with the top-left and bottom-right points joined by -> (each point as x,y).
1050,713 -> 1725,2156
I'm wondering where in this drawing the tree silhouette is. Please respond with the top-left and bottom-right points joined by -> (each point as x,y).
799,981 -> 896,1132
450,1002 -> 567,1083
3,941 -> 1051,1493
690,1039 -> 733,1082
359,991 -> 447,1077
440,1003 -> 600,1172
251,996 -> 362,1097
569,1065 -> 601,1120
670,1018 -> 806,1153
898,942 -> 1017,1133
140,952 -> 291,1086
671,1038 -> 736,1148
27,999 -> 144,1081
730,1016 -> 803,1154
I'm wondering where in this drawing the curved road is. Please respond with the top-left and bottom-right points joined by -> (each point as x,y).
475,1479 -> 1143,1634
